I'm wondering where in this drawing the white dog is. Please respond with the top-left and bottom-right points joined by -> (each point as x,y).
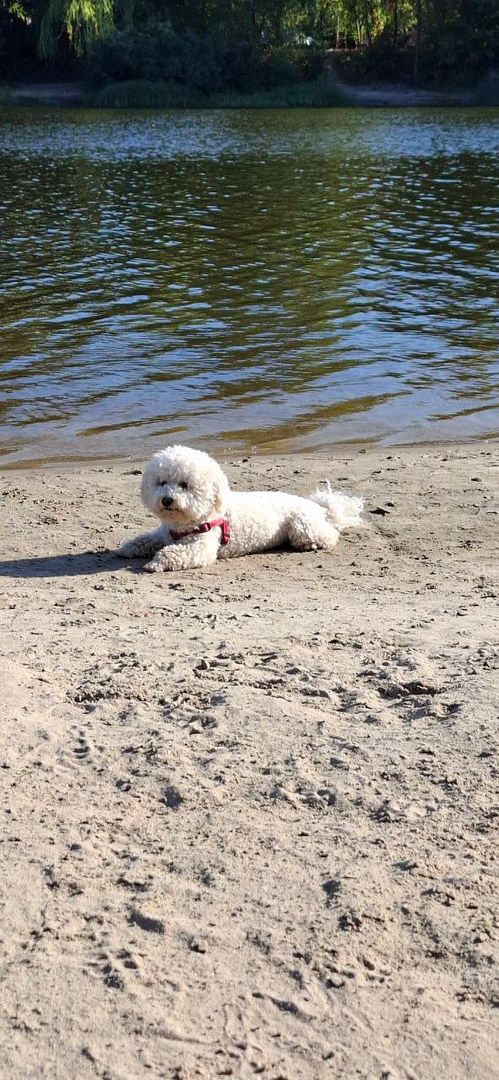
118,445 -> 363,572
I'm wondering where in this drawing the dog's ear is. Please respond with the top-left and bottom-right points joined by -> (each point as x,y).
213,473 -> 230,513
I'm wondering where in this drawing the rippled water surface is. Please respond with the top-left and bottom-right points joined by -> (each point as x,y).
1,105 -> 498,465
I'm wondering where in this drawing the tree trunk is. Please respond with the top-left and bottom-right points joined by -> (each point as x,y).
392,0 -> 399,47
414,0 -> 422,82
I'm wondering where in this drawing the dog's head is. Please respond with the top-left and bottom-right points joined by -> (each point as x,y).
141,445 -> 230,527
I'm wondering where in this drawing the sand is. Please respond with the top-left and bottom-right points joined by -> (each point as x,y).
0,442 -> 498,1080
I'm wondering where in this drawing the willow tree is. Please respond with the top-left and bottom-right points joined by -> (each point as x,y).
37,0 -> 113,56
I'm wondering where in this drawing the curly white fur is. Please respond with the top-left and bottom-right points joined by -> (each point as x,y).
118,445 -> 363,572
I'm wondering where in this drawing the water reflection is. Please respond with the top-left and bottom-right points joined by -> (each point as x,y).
0,106 -> 498,465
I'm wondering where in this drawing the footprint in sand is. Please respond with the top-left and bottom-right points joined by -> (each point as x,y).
88,944 -> 140,991
73,730 -> 93,761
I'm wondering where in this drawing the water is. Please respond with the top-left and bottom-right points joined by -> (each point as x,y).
1,105 -> 498,466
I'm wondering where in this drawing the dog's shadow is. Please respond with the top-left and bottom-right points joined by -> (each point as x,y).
0,550 -> 139,579
0,545 -> 316,580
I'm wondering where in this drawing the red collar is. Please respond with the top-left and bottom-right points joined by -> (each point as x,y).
170,517 -> 230,546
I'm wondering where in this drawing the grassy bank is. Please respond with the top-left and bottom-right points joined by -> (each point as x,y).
85,74 -> 346,109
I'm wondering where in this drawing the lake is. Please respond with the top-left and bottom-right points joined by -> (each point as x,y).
1,105 -> 498,466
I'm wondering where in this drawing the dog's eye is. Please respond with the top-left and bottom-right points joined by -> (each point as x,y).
158,480 -> 168,487
179,481 -> 189,490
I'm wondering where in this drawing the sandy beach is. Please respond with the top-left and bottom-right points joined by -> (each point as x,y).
0,441 -> 498,1079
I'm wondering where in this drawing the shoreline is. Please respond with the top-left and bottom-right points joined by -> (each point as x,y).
1,441 -> 498,1077
3,78 -> 476,108
1,433 -> 497,473
3,81 -> 84,106
332,77 -> 472,107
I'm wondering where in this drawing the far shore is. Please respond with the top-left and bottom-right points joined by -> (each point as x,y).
3,78 -> 475,108
3,81 -> 84,105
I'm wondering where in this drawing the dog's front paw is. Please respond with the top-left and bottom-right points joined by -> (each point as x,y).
117,539 -> 140,558
144,558 -> 167,573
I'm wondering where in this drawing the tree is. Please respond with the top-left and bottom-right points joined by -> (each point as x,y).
38,0 -> 113,57
1,0 -> 498,82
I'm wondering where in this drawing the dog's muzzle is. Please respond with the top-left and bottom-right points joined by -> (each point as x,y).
161,495 -> 175,509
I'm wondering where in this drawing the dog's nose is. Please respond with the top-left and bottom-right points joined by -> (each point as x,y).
161,495 -> 174,509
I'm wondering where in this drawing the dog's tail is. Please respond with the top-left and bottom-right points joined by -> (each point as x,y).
311,480 -> 363,532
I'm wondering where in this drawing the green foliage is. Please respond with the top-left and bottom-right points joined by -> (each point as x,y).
83,19 -> 327,97
475,69 -> 499,104
85,70 -> 346,107
1,0 -> 498,91
7,0 -> 30,22
336,36 -> 415,82
210,72 -> 346,106
86,78 -> 201,106
258,46 -> 326,87
418,0 -> 499,82
84,23 -> 223,92
38,0 -> 113,57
